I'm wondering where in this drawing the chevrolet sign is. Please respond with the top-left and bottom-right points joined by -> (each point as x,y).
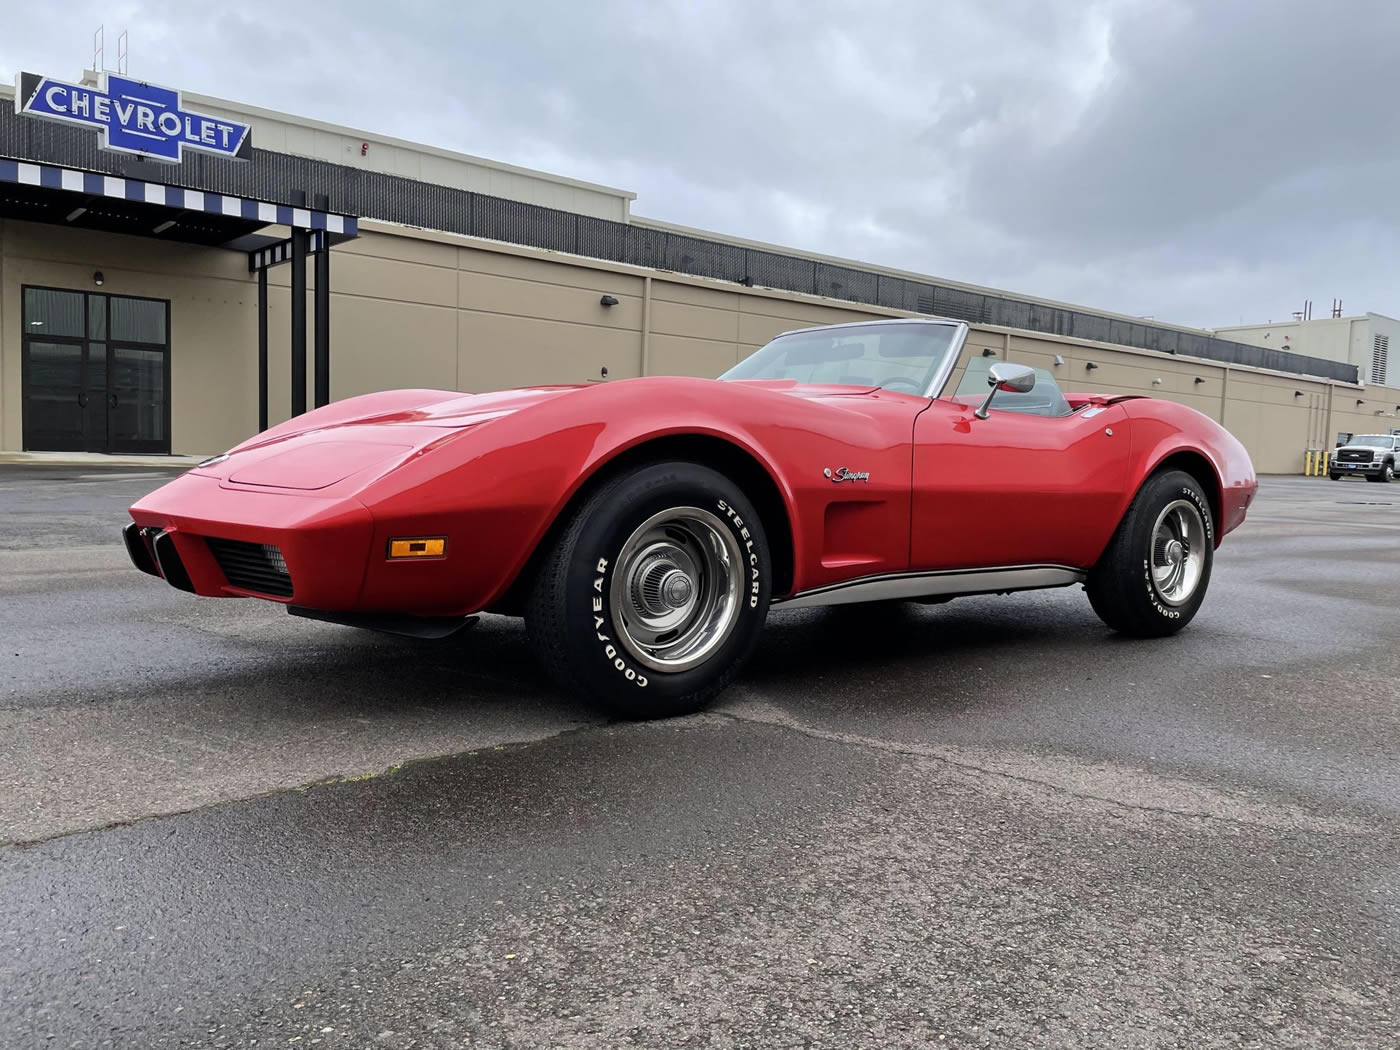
15,71 -> 252,164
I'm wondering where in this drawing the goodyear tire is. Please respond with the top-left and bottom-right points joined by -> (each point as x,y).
526,461 -> 771,719
1086,469 -> 1214,638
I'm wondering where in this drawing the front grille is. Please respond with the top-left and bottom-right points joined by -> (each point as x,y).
206,538 -> 293,597
1338,450 -> 1374,462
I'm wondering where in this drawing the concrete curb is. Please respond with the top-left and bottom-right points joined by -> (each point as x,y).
0,451 -> 200,468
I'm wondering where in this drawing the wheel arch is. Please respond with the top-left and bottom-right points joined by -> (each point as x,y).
1145,448 -> 1224,544
490,432 -> 797,614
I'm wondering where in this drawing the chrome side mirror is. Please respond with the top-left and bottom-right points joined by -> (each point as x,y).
975,363 -> 1036,419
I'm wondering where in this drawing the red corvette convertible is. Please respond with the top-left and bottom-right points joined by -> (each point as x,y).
126,318 -> 1256,717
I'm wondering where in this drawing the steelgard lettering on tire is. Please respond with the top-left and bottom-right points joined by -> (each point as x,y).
717,499 -> 762,608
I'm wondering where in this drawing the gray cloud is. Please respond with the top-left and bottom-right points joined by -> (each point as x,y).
2,0 -> 1394,327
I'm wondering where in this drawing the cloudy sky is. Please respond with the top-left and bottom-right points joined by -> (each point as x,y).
4,0 -> 1397,329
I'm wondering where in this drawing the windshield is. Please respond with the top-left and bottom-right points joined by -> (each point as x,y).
1349,435 -> 1394,448
720,322 -> 960,395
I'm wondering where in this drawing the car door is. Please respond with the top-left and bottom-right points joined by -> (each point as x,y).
909,390 -> 1132,572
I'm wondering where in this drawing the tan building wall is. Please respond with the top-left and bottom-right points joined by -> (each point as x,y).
3,216 -> 1398,474
0,219 -> 260,456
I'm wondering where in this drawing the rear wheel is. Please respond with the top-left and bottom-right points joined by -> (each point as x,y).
526,461 -> 771,719
1086,470 -> 1214,637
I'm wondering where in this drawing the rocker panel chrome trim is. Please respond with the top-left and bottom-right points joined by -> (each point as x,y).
777,564 -> 1086,609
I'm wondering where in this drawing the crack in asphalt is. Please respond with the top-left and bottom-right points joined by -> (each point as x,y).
0,741 -> 525,850
712,703 -> 1374,836
2,699 -> 1371,852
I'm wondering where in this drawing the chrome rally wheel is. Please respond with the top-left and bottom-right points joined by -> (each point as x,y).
1086,469 -> 1215,637
610,508 -> 744,673
526,461 -> 771,719
1149,499 -> 1207,606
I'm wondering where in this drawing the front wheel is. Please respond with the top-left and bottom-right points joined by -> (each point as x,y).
1368,462 -> 1394,483
1329,473 -> 1342,482
526,461 -> 771,719
1086,469 -> 1215,637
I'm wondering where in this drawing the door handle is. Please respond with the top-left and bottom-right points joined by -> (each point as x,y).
78,392 -> 88,408
110,394 -> 119,408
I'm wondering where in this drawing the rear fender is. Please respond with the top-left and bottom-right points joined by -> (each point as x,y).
1119,400 -> 1256,544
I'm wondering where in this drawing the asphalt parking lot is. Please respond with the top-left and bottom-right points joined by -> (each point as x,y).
1,466 -> 1397,1048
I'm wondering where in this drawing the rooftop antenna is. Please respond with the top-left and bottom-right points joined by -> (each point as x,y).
1332,297 -> 1342,318
91,25 -> 129,74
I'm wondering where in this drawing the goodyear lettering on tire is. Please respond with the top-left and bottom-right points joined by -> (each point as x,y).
590,556 -> 648,688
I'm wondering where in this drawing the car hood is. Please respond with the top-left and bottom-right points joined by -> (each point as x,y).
241,380 -> 888,451
201,377 -> 903,492
726,379 -> 882,397
399,385 -> 586,426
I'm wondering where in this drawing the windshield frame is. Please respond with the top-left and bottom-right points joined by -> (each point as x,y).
718,319 -> 970,398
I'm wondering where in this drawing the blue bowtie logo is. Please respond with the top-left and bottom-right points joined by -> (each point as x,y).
16,71 -> 252,164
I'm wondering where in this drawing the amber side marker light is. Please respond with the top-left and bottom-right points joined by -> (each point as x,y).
388,537 -> 447,559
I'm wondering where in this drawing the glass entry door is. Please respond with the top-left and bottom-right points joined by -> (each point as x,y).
21,287 -> 170,454
109,346 -> 168,454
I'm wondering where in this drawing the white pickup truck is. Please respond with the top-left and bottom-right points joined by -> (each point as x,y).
1330,434 -> 1399,482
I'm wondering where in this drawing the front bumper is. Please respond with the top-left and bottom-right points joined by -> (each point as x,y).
1333,460 -> 1384,474
126,471 -> 374,609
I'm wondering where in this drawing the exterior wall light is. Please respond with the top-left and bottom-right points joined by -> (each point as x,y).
981,348 -> 996,357
1085,361 -> 1098,370
1053,354 -> 1064,366
1194,377 -> 1206,384
599,295 -> 619,307
1294,390 -> 1304,397
1356,399 -> 1365,407
93,271 -> 105,286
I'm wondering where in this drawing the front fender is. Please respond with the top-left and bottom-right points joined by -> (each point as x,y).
352,378 -> 919,614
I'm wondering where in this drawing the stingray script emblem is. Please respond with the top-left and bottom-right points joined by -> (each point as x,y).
824,467 -> 871,483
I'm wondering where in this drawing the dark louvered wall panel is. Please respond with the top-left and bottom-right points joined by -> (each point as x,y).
0,98 -> 1358,384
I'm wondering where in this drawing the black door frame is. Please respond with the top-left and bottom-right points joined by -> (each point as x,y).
20,285 -> 172,454
19,331 -> 87,452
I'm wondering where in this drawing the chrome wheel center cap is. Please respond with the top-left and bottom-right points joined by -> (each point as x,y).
662,570 -> 693,608
634,555 -> 696,618
1165,539 -> 1185,565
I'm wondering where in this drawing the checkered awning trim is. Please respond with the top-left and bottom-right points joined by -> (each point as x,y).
0,157 -> 358,235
